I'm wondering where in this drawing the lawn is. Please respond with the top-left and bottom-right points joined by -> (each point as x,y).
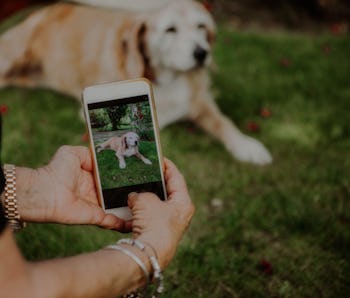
1,21 -> 350,298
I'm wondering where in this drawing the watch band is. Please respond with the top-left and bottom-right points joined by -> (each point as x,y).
1,164 -> 25,232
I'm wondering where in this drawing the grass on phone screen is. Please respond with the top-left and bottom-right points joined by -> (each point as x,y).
96,140 -> 162,189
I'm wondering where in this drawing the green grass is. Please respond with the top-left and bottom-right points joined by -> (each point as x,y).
96,141 -> 161,188
1,24 -> 350,297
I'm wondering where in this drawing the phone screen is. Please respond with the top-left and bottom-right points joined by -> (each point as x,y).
87,94 -> 166,209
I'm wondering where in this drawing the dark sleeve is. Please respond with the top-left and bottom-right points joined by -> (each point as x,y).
0,203 -> 7,235
0,114 -> 7,233
0,165 -> 4,195
0,114 -> 3,192
0,207 -> 6,234
0,162 -> 6,234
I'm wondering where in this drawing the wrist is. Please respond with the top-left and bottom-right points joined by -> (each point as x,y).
104,238 -> 165,296
136,234 -> 175,270
119,243 -> 152,284
0,165 -> 25,231
16,167 -> 50,223
103,242 -> 152,295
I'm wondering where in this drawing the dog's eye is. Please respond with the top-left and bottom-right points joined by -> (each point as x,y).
166,26 -> 177,33
198,23 -> 206,30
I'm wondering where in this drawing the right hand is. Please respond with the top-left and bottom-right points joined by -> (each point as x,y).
16,146 -> 128,231
127,158 -> 195,269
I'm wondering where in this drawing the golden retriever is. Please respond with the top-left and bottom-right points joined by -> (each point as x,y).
96,131 -> 152,169
0,0 -> 272,165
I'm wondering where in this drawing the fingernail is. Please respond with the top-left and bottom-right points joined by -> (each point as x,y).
128,192 -> 138,199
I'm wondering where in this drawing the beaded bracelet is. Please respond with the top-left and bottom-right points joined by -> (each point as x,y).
117,238 -> 164,297
104,244 -> 150,284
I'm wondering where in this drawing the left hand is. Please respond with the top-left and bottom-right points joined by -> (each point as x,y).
16,145 -> 129,231
128,158 -> 195,269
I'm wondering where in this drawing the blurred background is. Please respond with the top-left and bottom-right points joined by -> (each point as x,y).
1,0 -> 349,31
210,0 -> 350,32
0,1 -> 349,297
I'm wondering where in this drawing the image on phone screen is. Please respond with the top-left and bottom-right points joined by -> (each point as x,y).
87,94 -> 166,210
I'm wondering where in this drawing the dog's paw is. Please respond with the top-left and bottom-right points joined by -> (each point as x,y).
228,135 -> 272,165
144,159 -> 152,165
119,162 -> 126,169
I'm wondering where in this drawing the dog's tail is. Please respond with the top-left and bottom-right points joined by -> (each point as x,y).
70,0 -> 171,12
0,9 -> 47,88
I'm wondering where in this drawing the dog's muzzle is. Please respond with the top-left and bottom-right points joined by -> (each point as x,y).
193,46 -> 208,66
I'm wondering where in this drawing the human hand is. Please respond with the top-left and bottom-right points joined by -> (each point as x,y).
128,158 -> 195,269
16,145 -> 128,231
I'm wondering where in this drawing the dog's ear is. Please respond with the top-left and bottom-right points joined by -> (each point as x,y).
121,135 -> 128,150
206,24 -> 216,46
121,20 -> 155,81
203,14 -> 216,46
197,2 -> 216,46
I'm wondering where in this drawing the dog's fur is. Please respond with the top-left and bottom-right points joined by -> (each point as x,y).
96,131 -> 152,169
0,0 -> 272,164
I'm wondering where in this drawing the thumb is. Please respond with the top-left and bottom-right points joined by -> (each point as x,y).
127,192 -> 139,209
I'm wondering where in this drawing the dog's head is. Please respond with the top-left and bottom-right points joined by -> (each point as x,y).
147,0 -> 216,72
123,0 -> 216,80
122,131 -> 140,149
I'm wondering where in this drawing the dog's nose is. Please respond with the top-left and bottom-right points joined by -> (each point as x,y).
193,46 -> 207,65
135,141 -> 138,145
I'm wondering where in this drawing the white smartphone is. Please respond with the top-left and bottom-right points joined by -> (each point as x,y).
82,79 -> 167,220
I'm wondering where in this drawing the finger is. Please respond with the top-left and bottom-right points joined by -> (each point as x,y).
127,192 -> 139,209
128,192 -> 161,209
54,145 -> 93,173
164,158 -> 188,197
99,214 -> 130,232
164,159 -> 193,214
164,158 -> 186,187
70,146 -> 93,172
124,220 -> 133,232
72,201 -> 128,231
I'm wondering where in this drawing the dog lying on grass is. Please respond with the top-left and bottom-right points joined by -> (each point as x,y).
96,131 -> 152,169
0,0 -> 272,165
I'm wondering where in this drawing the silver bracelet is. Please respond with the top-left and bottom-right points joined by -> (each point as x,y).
118,238 -> 164,297
104,244 -> 150,283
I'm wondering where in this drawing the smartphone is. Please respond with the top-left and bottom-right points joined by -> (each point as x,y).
82,79 -> 167,220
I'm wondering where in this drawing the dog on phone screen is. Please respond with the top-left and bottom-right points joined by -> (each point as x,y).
0,0 -> 272,165
96,131 -> 152,169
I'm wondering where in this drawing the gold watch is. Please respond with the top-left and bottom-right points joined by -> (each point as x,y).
1,164 -> 25,232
